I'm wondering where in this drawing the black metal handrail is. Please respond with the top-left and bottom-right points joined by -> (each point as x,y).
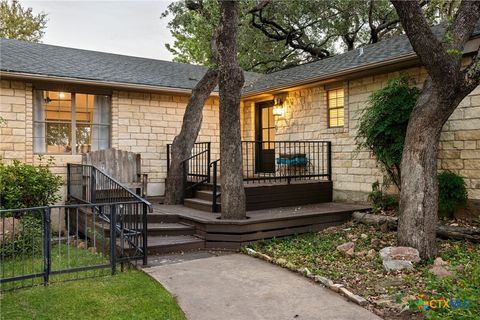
166,142 -> 211,201
67,163 -> 150,265
209,159 -> 221,213
241,140 -> 332,184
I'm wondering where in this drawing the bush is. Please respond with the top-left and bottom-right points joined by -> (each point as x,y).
438,171 -> 468,218
0,158 -> 63,209
0,159 -> 62,258
356,75 -> 420,189
368,181 -> 398,213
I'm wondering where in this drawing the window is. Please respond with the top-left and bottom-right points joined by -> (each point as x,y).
261,103 -> 275,150
33,90 -> 111,154
327,88 -> 345,127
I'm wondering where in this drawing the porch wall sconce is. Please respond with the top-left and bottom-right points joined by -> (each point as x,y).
273,95 -> 287,117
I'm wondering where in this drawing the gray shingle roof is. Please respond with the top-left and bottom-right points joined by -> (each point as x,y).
243,23 -> 480,95
1,23 -> 479,95
0,39 -> 261,91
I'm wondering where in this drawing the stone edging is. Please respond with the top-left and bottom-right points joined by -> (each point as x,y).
245,248 -> 368,307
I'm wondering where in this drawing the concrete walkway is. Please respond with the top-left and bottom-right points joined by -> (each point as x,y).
143,253 -> 381,320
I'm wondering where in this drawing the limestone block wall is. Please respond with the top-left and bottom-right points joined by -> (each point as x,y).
242,66 -> 480,203
1,79 -> 221,198
112,90 -> 220,196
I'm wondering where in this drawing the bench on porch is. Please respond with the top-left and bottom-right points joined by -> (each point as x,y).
82,148 -> 148,197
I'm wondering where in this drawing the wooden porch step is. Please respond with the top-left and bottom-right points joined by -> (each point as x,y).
147,213 -> 180,223
195,190 -> 221,201
147,223 -> 195,236
184,198 -> 220,212
147,235 -> 205,254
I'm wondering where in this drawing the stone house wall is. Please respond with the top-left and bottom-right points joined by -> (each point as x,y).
241,66 -> 480,204
0,79 -> 220,198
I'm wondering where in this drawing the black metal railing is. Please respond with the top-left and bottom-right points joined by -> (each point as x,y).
209,159 -> 221,212
166,142 -> 211,200
167,142 -> 211,174
0,201 -> 146,291
241,140 -> 332,184
67,163 -> 150,265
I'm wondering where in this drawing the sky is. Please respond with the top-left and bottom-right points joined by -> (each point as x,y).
21,0 -> 176,61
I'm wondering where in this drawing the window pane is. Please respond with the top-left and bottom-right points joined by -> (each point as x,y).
269,107 -> 275,128
76,123 -> 92,154
92,125 -> 110,151
328,88 -> 345,128
262,107 -> 269,128
46,123 -> 71,153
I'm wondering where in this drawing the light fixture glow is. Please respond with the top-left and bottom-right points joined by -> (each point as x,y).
59,92 -> 65,99
272,96 -> 285,117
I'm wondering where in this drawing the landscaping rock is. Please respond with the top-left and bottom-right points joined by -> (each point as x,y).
367,249 -> 377,258
429,259 -> 453,278
328,283 -> 344,292
245,248 -> 257,256
257,252 -> 272,262
382,260 -> 414,271
379,246 -> 420,263
275,258 -> 287,266
433,257 -> 448,266
360,233 -> 368,239
314,276 -> 333,287
285,262 -> 296,270
339,287 -> 368,306
337,242 -> 355,256
0,217 -> 21,243
77,241 -> 85,249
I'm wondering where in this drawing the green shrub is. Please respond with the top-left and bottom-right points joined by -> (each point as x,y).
438,171 -> 468,218
368,180 -> 398,213
0,158 -> 62,258
356,75 -> 420,190
0,158 -> 63,209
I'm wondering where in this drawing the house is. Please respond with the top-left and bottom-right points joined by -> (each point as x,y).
1,25 -> 480,218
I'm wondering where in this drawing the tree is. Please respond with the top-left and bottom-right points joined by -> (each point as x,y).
217,0 -> 247,219
0,0 -> 47,42
164,69 -> 218,204
391,0 -> 480,259
163,0 -> 458,72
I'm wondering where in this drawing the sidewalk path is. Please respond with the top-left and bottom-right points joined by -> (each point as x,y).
143,253 -> 381,320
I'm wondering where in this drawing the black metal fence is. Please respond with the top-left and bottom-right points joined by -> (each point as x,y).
0,163 -> 150,291
241,140 -> 332,184
0,201 -> 146,291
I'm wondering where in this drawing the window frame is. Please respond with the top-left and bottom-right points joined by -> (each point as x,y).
327,87 -> 345,128
33,90 -> 111,155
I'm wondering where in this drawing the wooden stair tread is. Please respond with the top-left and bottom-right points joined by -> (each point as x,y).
147,235 -> 204,247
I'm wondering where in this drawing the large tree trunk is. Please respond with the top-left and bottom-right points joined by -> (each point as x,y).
217,0 -> 246,219
390,0 -> 480,260
397,79 -> 462,259
164,69 -> 218,204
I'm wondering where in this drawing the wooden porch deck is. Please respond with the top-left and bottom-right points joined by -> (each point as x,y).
151,202 -> 370,249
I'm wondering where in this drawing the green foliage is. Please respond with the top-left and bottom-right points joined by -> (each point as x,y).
0,158 -> 63,209
0,215 -> 42,258
368,181 -> 398,213
438,171 -> 468,218
356,75 -> 420,189
0,0 -> 48,42
162,0 -> 458,73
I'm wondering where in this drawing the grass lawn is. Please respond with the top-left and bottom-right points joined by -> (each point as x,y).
248,221 -> 480,320
0,269 -> 185,320
1,243 -> 185,319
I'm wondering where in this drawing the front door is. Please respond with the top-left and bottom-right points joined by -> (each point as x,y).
255,101 -> 276,173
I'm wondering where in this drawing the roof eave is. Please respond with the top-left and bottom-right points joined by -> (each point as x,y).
0,71 -> 220,96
